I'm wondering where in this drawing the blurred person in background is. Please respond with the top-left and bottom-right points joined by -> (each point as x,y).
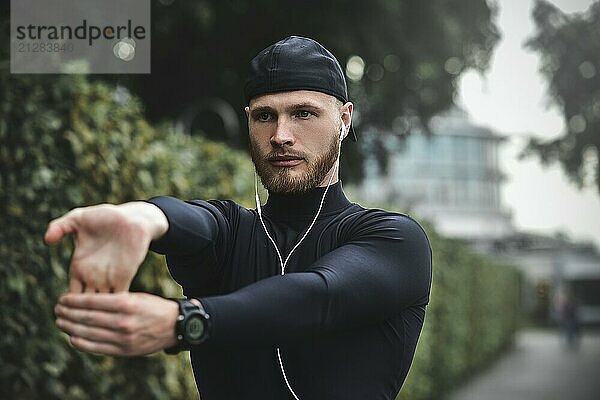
555,285 -> 581,350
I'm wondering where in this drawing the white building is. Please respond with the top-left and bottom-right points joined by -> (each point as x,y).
361,106 -> 514,245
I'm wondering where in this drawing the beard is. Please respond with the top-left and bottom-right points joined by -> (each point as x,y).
250,133 -> 340,195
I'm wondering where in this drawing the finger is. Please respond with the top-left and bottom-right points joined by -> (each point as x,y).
44,211 -> 79,245
69,335 -> 125,356
59,292 -> 131,313
111,278 -> 132,293
83,284 -> 96,294
94,280 -> 111,294
56,317 -> 127,346
69,278 -> 83,293
78,273 -> 110,294
55,304 -> 122,330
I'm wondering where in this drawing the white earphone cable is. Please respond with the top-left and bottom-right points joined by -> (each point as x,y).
254,125 -> 345,399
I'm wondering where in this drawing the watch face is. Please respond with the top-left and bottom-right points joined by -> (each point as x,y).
185,315 -> 205,342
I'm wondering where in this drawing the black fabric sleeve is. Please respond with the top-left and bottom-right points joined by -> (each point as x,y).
146,196 -> 226,256
199,214 -> 432,346
146,196 -> 232,291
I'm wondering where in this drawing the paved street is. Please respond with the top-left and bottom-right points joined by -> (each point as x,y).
447,329 -> 600,400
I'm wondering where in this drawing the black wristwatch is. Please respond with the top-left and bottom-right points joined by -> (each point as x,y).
165,298 -> 211,355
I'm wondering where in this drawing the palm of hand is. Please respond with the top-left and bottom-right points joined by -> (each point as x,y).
46,204 -> 152,293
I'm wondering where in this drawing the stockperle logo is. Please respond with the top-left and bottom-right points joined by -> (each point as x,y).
11,0 -> 150,74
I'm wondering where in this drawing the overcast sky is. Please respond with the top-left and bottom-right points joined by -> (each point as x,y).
457,0 -> 600,246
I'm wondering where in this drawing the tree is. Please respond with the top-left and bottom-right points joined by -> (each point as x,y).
524,0 -> 600,194
0,0 -> 499,181
94,0 -> 500,181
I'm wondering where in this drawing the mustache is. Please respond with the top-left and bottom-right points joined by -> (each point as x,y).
265,149 -> 307,161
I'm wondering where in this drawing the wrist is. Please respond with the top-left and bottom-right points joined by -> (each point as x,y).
164,299 -> 180,349
165,298 -> 211,354
121,202 -> 169,242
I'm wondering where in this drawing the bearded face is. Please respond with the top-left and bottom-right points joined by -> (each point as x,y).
245,90 -> 350,195
249,130 -> 340,195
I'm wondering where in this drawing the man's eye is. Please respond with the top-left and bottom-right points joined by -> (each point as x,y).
295,110 -> 312,119
257,113 -> 273,122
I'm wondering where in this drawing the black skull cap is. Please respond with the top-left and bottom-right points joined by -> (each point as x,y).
244,36 -> 356,141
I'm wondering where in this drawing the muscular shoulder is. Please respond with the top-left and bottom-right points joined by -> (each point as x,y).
337,205 -> 430,246
203,199 -> 257,223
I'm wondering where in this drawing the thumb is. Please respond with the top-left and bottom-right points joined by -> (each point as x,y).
111,276 -> 133,293
44,214 -> 77,245
69,277 -> 84,293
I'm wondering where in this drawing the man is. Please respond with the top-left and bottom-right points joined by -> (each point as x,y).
47,36 -> 432,399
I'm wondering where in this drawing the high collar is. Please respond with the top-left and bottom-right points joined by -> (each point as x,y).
262,181 -> 351,220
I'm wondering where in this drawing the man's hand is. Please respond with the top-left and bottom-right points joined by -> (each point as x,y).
44,202 -> 169,293
55,292 -> 179,356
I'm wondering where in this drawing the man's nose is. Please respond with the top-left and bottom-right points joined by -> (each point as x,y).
270,121 -> 295,147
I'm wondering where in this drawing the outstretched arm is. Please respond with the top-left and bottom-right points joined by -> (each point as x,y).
44,202 -> 169,293
199,214 -> 432,346
54,202 -> 431,355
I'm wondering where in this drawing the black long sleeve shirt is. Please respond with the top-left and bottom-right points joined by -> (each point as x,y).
149,182 -> 432,400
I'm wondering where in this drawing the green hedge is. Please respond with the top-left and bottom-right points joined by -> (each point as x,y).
0,73 -> 253,399
398,228 -> 521,400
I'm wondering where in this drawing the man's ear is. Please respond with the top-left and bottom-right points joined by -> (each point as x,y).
341,102 -> 353,133
245,106 -> 250,119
